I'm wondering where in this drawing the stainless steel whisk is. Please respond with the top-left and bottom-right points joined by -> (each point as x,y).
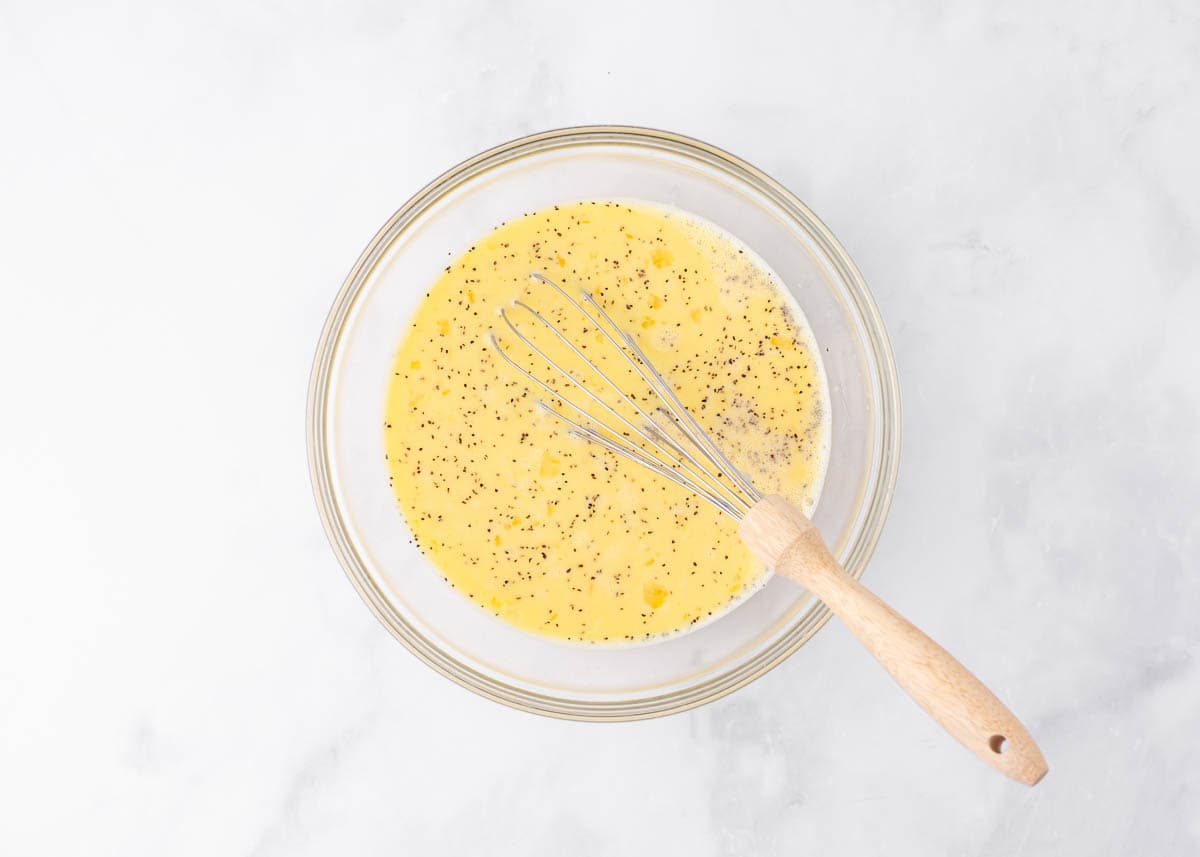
492,272 -> 1047,786
491,272 -> 760,521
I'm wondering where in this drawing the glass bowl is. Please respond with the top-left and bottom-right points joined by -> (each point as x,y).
307,126 -> 900,720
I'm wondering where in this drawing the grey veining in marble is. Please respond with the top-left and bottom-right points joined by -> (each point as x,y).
2,1 -> 1197,854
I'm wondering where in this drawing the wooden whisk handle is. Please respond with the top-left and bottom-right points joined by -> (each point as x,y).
739,495 -> 1048,786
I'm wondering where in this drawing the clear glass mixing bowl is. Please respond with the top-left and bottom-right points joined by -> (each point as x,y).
307,126 -> 900,720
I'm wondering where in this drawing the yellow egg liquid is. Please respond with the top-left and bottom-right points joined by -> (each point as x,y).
384,201 -> 828,643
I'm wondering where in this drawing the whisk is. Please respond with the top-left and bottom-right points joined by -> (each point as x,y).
492,272 -> 1047,786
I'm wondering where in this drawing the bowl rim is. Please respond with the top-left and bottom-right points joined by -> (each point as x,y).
307,124 -> 901,720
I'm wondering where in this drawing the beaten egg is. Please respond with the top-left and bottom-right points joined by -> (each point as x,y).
385,200 -> 828,643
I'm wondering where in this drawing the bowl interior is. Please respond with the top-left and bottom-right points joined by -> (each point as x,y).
311,128 -> 898,718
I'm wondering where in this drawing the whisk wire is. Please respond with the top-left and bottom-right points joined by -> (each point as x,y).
535,275 -> 758,502
579,289 -> 761,503
491,273 -> 762,520
498,305 -> 738,508
525,275 -> 750,495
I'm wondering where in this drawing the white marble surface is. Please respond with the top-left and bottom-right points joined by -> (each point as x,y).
3,1 -> 1198,853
